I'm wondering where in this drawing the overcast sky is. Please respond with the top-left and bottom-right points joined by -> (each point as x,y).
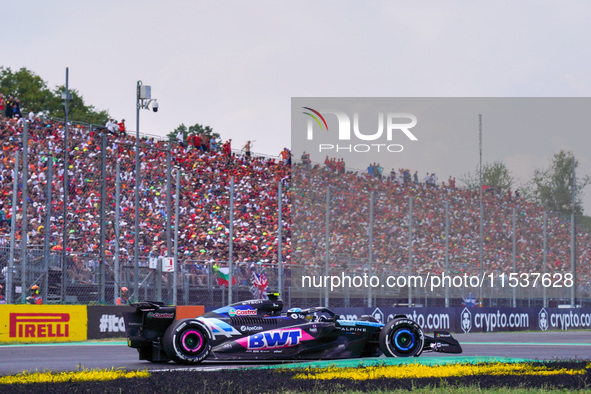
4,1 -> 591,210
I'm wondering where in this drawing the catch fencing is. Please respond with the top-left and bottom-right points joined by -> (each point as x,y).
1,121 -> 591,309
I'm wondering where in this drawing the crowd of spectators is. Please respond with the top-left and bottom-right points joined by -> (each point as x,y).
0,112 -> 290,288
0,94 -> 22,119
0,104 -> 590,295
292,160 -> 591,291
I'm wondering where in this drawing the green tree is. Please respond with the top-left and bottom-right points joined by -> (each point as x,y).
529,150 -> 590,215
0,66 -> 109,124
168,124 -> 188,141
460,160 -> 515,191
51,85 -> 110,125
0,67 -> 55,112
167,123 -> 220,143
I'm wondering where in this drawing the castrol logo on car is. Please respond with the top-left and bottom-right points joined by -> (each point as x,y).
228,308 -> 257,317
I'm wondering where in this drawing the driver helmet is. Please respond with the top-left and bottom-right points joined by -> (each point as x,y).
30,285 -> 39,295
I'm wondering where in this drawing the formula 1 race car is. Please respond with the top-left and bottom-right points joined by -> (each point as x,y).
123,293 -> 462,364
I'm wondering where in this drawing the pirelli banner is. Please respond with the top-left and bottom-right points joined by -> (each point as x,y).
0,305 -> 87,342
331,307 -> 591,333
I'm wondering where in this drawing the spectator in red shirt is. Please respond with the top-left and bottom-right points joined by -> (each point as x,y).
117,119 -> 126,135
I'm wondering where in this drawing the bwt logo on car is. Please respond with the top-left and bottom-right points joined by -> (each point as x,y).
243,328 -> 313,350
9,313 -> 70,338
302,107 -> 418,153
99,314 -> 125,333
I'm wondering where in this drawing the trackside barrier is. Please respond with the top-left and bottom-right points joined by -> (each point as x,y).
0,305 -> 87,343
87,306 -> 134,339
2,305 -> 587,342
0,305 -> 205,342
330,307 -> 591,333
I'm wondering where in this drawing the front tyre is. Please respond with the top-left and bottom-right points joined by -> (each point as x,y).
163,319 -> 212,364
379,318 -> 425,357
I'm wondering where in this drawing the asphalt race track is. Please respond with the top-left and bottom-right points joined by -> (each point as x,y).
0,331 -> 589,375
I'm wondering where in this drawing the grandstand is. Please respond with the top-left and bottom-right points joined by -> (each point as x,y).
0,115 -> 289,304
0,114 -> 589,307
292,162 -> 591,307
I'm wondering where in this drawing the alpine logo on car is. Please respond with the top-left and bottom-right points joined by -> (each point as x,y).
237,328 -> 314,350
197,317 -> 241,338
339,326 -> 367,333
228,308 -> 257,317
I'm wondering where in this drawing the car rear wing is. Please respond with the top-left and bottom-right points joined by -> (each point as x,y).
124,301 -> 177,341
130,301 -> 167,311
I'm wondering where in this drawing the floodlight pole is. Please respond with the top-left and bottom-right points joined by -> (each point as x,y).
135,80 -> 157,303
368,192 -> 374,308
571,156 -> 576,307
7,151 -> 19,303
134,81 -> 141,303
61,67 -> 71,303
478,114 -> 484,303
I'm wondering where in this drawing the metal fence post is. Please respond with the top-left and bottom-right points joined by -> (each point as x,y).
173,168 -> 180,305
166,144 -> 172,254
43,154 -> 53,303
368,191 -> 374,308
512,208 -> 516,308
7,151 -> 19,304
408,195 -> 413,307
277,181 -> 283,298
571,157 -> 577,307
228,176 -> 234,305
157,256 -> 162,302
114,160 -> 121,305
99,131 -> 106,304
21,121 -> 29,303
324,186 -> 330,307
543,211 -> 547,308
183,269 -> 189,305
445,201 -> 449,308
62,68 -> 70,306
166,143 -> 172,300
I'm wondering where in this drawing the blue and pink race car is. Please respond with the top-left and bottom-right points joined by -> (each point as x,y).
124,293 -> 462,364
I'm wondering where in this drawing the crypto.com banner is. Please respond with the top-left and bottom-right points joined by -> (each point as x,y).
290,98 -> 591,301
332,307 -> 591,333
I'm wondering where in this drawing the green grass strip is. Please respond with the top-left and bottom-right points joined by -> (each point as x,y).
251,356 -> 534,370
294,361 -> 591,380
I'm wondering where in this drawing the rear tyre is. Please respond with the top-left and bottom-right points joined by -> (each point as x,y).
379,318 -> 424,357
163,319 -> 212,364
